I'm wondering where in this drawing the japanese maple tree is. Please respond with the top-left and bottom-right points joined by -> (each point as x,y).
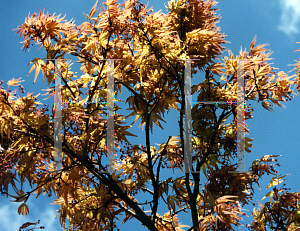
1,0 -> 300,230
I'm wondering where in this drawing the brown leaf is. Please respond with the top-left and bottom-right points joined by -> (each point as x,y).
18,203 -> 29,216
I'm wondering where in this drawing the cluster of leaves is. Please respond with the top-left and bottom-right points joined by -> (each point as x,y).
1,0 -> 300,230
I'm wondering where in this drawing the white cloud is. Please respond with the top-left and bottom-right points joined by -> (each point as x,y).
278,0 -> 300,36
0,202 -> 61,231
39,207 -> 59,230
0,203 -> 26,231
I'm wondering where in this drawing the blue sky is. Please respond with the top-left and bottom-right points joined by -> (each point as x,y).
1,0 -> 300,230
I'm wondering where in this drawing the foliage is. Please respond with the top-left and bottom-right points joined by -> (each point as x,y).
1,0 -> 300,230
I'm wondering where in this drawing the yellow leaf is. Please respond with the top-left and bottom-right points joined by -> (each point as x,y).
27,58 -> 45,84
250,36 -> 256,50
266,174 -> 289,189
124,178 -> 131,185
262,190 -> 274,201
7,77 -> 24,86
98,31 -> 109,44
89,0 -> 98,18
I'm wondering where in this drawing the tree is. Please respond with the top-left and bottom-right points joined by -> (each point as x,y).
1,0 -> 300,230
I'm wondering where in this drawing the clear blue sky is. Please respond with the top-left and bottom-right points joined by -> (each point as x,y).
1,0 -> 300,230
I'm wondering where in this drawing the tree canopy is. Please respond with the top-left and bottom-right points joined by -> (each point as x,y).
1,0 -> 300,230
